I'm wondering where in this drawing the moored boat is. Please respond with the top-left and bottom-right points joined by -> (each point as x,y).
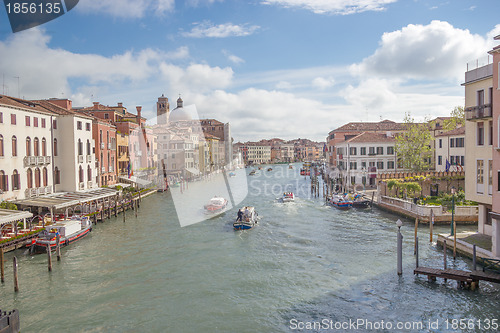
327,195 -> 352,210
280,192 -> 295,202
288,164 -> 293,169
267,168 -> 273,171
351,194 -> 371,208
228,172 -> 236,177
204,196 -> 228,214
233,206 -> 258,230
300,168 -> 310,176
31,216 -> 92,254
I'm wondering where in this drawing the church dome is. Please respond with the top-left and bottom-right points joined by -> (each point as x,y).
169,107 -> 192,122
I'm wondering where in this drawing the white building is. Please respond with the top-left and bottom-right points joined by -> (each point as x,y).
280,144 -> 295,163
0,95 -> 54,201
336,132 -> 398,189
435,126 -> 465,172
246,144 -> 272,165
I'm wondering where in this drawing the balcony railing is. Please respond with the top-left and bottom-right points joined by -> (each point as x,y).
101,167 -> 106,173
87,155 -> 92,163
79,182 -> 85,190
23,156 -> 37,167
87,181 -> 93,188
45,156 -> 51,164
78,155 -> 84,163
465,104 -> 493,120
45,186 -> 52,194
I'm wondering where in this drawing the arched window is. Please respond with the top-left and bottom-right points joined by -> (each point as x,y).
87,165 -> 92,182
0,170 -> 7,191
54,167 -> 60,185
43,167 -> 48,186
79,166 -> 84,183
53,138 -> 58,156
42,138 -> 47,156
27,168 -> 33,188
11,170 -> 19,190
86,139 -> 91,156
34,137 -> 39,156
0,135 -> 4,157
78,139 -> 83,156
12,136 -> 17,156
35,167 -> 41,188
26,137 -> 31,156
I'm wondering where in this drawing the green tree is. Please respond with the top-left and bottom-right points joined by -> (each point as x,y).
0,201 -> 18,210
395,113 -> 433,172
443,106 -> 465,131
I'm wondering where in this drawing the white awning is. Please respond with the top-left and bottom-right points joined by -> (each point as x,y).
0,209 -> 33,226
185,168 -> 200,175
118,176 -> 152,187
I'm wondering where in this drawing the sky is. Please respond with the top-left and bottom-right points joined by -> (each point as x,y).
0,0 -> 499,142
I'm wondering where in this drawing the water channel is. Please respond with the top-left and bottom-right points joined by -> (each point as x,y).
1,163 -> 499,332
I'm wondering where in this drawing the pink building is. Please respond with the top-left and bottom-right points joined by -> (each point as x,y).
489,35 -> 500,257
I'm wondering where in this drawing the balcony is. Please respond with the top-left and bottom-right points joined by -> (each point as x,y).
465,104 -> 492,120
38,187 -> 45,195
45,186 -> 52,194
101,142 -> 105,149
108,166 -> 114,173
23,156 -> 37,167
37,156 -> 45,165
87,181 -> 93,188
24,188 -> 38,198
78,155 -> 83,163
44,156 -> 51,164
79,182 -> 85,190
87,155 -> 92,163
101,167 -> 106,173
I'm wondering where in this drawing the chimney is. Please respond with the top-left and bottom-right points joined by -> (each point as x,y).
117,102 -> 123,107
136,106 -> 142,124
93,102 -> 99,110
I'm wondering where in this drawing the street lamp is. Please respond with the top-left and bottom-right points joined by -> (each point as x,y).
397,219 -> 403,275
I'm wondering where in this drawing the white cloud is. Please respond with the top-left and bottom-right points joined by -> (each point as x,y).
342,78 -> 397,109
312,76 -> 335,90
261,0 -> 397,15
222,50 -> 245,64
77,0 -> 175,18
351,20 -> 495,82
159,63 -> 234,93
181,21 -> 260,38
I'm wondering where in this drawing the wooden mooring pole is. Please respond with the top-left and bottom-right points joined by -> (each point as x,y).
135,200 -> 138,218
415,236 -> 419,268
1,248 -> 5,283
473,244 -> 477,271
56,234 -> 61,261
414,218 -> 418,255
430,209 -> 434,243
47,244 -> 52,272
13,256 -> 19,292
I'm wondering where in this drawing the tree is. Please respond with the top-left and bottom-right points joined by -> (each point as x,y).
0,201 -> 18,210
395,113 -> 433,172
443,106 -> 465,131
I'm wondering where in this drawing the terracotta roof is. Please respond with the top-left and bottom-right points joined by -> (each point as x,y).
204,133 -> 220,140
32,100 -> 93,120
344,132 -> 395,144
435,126 -> 465,137
333,120 -> 405,133
0,95 -> 52,114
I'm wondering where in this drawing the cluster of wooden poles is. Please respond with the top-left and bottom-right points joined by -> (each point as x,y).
1,191 -> 144,292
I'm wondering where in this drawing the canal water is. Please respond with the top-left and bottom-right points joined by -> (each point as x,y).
1,164 -> 499,332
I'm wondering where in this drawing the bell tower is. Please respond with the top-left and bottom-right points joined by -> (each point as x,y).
157,94 -> 170,125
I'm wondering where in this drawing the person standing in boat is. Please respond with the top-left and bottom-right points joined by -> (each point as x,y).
237,209 -> 243,222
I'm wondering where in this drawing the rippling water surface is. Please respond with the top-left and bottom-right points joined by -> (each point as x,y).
1,164 -> 499,332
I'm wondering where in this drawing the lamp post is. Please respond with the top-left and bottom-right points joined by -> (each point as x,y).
397,219 -> 403,275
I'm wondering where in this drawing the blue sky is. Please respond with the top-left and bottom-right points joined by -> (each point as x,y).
1,0 -> 499,141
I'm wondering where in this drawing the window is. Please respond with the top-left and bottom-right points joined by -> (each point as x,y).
54,167 -> 60,185
34,137 -> 39,156
477,122 -> 484,146
53,138 -> 58,156
439,139 -> 442,148
0,112 -> 2,123
489,120 -> 493,146
450,156 -> 455,165
477,160 -> 484,184
87,165 -> 92,181
450,138 -> 454,148
361,161 -> 366,169
53,119 -> 57,129
86,122 -> 91,131
27,168 -> 33,188
41,118 -> 46,128
369,147 -> 375,155
77,121 -> 82,130
42,138 -> 47,156
377,161 -> 384,169
456,138 -> 464,147
460,156 -> 464,166
34,117 -> 38,127
360,147 -> 366,155
12,170 -> 19,190
489,160 -> 493,186
369,161 -> 375,167
43,167 -> 48,187
25,116 -> 30,126
26,137 -> 31,156
349,147 -> 357,155
87,140 -> 91,155
351,176 -> 356,184
477,89 -> 484,106
376,147 -> 383,155
35,168 -> 41,188
387,161 -> 395,169
438,156 -> 442,165
0,135 -> 3,157
12,136 -> 17,156
99,130 -> 103,144
0,170 -> 7,191
104,113 -> 109,119
78,139 -> 83,156
350,162 -> 357,170
11,113 -> 16,125
79,166 -> 84,183
387,146 -> 394,155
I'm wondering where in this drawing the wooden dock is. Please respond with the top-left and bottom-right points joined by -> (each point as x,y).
414,266 -> 500,289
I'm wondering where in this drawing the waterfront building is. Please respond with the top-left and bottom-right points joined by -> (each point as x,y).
280,144 -> 295,163
236,143 -> 271,165
335,132 -> 397,189
204,133 -> 223,172
463,55 -> 494,242
36,99 -> 98,192
0,95 -> 54,201
200,119 -> 232,168
488,35 -> 500,257
116,132 -> 129,178
434,126 -> 465,172
326,120 -> 405,168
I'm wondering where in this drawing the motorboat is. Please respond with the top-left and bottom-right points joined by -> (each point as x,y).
300,168 -> 310,176
280,192 -> 295,202
267,168 -> 273,171
327,195 -> 352,210
31,215 -> 92,254
233,206 -> 258,230
249,170 -> 257,176
204,196 -> 228,214
288,164 -> 293,169
228,172 -> 236,177
351,194 -> 371,208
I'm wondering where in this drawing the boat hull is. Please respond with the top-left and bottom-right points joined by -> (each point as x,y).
32,225 -> 92,254
233,223 -> 254,230
352,200 -> 371,208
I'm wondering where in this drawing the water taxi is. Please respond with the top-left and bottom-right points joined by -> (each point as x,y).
280,192 -> 295,202
249,170 -> 257,176
327,195 -> 352,210
31,216 -> 92,254
300,168 -> 310,176
233,206 -> 258,230
204,196 -> 228,214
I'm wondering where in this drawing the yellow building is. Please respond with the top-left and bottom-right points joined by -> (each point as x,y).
116,132 -> 130,177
